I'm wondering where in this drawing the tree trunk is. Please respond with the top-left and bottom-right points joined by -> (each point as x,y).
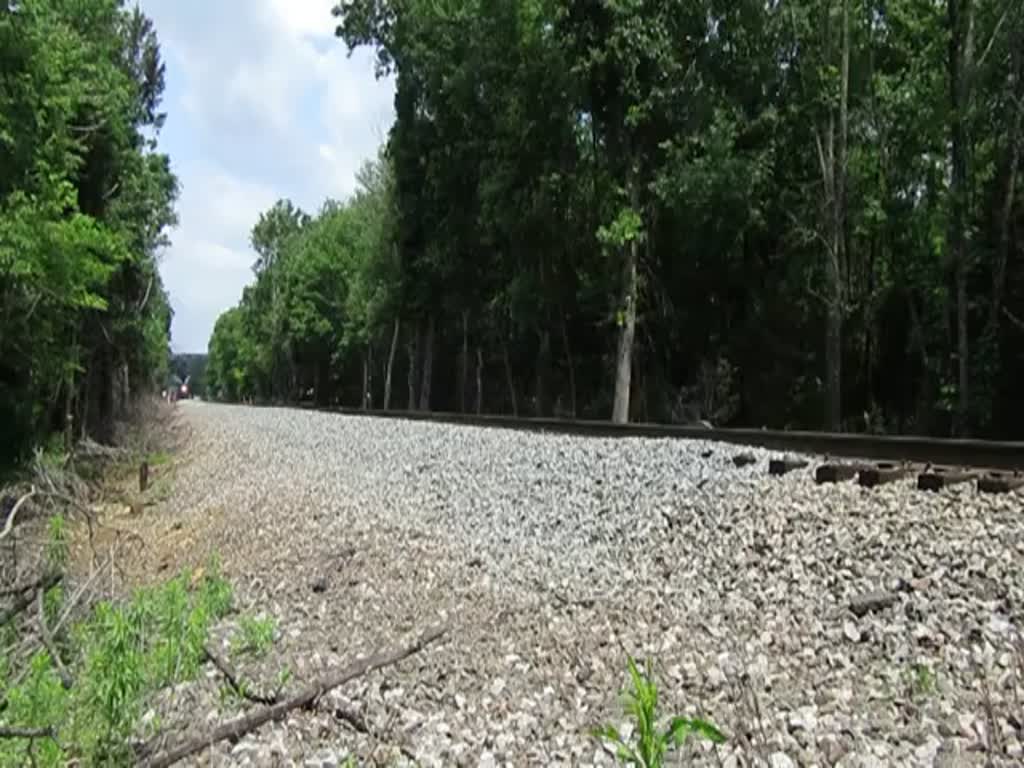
418,315 -> 435,412
475,346 -> 483,415
502,341 -> 518,416
948,0 -> 975,435
535,329 -> 551,417
78,361 -> 90,440
65,329 -> 77,451
383,317 -> 400,410
560,308 -> 577,418
64,366 -> 74,453
612,167 -> 640,425
367,341 -> 374,408
361,351 -> 369,410
989,32 -> 1023,338
460,311 -> 469,412
822,0 -> 850,433
407,325 -> 419,411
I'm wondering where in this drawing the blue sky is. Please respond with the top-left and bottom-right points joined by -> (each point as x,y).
138,0 -> 394,353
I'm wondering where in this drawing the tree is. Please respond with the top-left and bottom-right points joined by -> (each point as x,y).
207,0 -> 1024,440
0,0 -> 178,463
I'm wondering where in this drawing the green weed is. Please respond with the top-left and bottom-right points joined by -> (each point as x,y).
146,451 -> 172,467
0,557 -> 234,767
232,614 -> 276,658
46,513 -> 69,570
594,657 -> 725,767
39,435 -> 69,470
906,662 -> 936,698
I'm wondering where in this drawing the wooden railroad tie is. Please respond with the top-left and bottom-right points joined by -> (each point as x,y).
769,457 -> 809,476
858,463 -> 912,488
977,471 -> 1024,495
917,467 -> 977,491
815,463 -> 865,484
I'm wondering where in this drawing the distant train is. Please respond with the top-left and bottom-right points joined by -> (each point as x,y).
162,374 -> 192,402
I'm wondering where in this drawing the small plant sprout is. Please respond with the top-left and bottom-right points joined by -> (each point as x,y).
594,657 -> 725,767
233,615 -> 277,658
907,662 -> 937,698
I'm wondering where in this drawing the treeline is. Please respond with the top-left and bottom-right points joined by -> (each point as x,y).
208,0 -> 1024,437
0,0 -> 177,464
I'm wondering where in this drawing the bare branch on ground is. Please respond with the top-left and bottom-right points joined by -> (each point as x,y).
203,644 -> 277,706
139,624 -> 448,768
36,588 -> 73,690
0,488 -> 37,543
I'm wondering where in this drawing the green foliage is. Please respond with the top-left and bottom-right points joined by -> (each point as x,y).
0,560 -> 233,767
202,0 -> 1024,436
597,207 -> 645,251
207,155 -> 398,405
594,657 -> 725,767
0,0 -> 178,466
146,451 -> 171,467
46,514 -> 69,570
232,614 -> 277,658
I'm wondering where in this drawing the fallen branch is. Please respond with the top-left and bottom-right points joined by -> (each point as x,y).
0,572 -> 61,627
203,645 -> 276,706
0,488 -> 36,542
0,574 -> 52,599
0,726 -> 56,740
75,438 -> 127,459
51,555 -> 111,637
36,589 -> 73,690
141,624 -> 448,768
3,559 -> 109,689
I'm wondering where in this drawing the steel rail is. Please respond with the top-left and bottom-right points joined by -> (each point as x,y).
281,403 -> 1024,471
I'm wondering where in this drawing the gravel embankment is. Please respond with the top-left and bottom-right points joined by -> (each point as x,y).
134,402 -> 1024,767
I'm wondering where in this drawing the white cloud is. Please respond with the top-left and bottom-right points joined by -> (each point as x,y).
265,0 -> 337,40
138,0 -> 395,352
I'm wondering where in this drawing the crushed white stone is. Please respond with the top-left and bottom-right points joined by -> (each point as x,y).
137,402 -> 1024,767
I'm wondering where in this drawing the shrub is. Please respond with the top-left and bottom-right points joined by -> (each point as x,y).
0,558 -> 233,767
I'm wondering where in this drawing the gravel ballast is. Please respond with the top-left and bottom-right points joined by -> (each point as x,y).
134,402 -> 1024,767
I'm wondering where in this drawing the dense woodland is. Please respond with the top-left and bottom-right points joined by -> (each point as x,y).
0,0 -> 177,464
206,0 -> 1024,438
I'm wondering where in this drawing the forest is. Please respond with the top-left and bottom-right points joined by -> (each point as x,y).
206,0 -> 1024,438
0,0 -> 177,465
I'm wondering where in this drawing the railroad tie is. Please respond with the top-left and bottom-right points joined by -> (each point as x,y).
977,472 -> 1024,495
917,467 -> 977,492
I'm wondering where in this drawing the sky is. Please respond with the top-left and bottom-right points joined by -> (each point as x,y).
138,0 -> 395,353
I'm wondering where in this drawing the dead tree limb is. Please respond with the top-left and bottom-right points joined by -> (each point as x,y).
140,625 -> 448,768
0,726 -> 56,740
203,645 -> 276,706
36,589 -> 73,689
51,555 -> 111,637
0,574 -> 52,599
0,573 -> 61,626
0,488 -> 36,542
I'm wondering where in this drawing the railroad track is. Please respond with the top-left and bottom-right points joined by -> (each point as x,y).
285,403 -> 1024,494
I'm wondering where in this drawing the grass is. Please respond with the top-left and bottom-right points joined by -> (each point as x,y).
145,451 -> 172,468
0,557 -> 234,767
232,614 -> 276,658
594,657 -> 725,767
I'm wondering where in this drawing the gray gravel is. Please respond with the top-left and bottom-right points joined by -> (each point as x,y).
138,401 -> 1024,767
